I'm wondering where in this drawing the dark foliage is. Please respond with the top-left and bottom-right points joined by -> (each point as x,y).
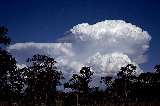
64,67 -> 93,105
1,26 -> 160,106
154,64 -> 160,73
101,76 -> 113,90
64,67 -> 93,93
22,54 -> 64,105
0,26 -> 23,103
0,26 -> 11,45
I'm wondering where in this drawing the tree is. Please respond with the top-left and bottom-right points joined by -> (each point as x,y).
100,76 -> 113,102
64,67 -> 93,93
89,86 -> 104,104
138,72 -> 156,101
64,67 -> 93,105
101,76 -> 113,91
154,64 -> 160,101
0,26 -> 22,103
0,26 -> 11,45
111,64 -> 137,102
22,54 -> 63,105
154,64 -> 160,73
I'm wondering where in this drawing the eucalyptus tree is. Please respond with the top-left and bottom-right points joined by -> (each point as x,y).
111,64 -> 137,102
64,67 -> 93,105
23,54 -> 64,105
0,26 -> 22,103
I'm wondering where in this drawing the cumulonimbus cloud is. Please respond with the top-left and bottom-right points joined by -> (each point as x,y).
8,20 -> 151,80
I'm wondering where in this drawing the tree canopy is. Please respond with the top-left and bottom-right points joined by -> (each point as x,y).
22,54 -> 64,105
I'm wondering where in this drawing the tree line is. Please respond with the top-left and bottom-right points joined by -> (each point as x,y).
0,26 -> 160,106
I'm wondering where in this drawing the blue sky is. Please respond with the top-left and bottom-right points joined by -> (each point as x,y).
0,0 -> 160,71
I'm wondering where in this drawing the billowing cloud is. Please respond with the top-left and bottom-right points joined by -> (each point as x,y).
7,20 -> 151,86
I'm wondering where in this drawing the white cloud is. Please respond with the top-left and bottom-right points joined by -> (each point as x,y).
86,52 -> 142,77
16,64 -> 26,69
7,20 -> 151,87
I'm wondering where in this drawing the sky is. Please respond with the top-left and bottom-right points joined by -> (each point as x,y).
0,0 -> 160,73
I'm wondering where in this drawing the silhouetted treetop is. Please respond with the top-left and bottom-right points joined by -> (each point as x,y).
64,67 -> 93,92
0,26 -> 11,45
154,64 -> 160,73
100,76 -> 113,90
23,54 -> 64,105
0,26 -> 23,103
117,64 -> 136,79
